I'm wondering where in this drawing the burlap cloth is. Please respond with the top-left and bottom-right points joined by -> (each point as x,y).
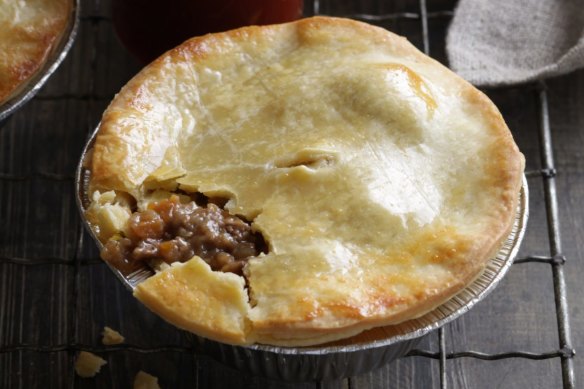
446,0 -> 584,86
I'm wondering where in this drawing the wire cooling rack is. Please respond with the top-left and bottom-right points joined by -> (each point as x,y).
0,0 -> 576,388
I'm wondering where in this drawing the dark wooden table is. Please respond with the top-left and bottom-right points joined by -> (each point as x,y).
1,0 -> 581,388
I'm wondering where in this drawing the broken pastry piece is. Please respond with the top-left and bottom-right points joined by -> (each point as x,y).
85,16 -> 524,346
102,326 -> 125,345
75,351 -> 107,378
134,371 -> 160,389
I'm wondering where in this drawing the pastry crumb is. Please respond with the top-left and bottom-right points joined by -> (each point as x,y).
102,326 -> 125,345
134,371 -> 160,389
74,351 -> 107,378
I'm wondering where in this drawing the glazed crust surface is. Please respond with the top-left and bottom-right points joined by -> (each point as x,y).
0,0 -> 71,103
90,17 -> 525,346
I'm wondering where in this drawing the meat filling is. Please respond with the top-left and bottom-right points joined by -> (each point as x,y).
101,195 -> 266,275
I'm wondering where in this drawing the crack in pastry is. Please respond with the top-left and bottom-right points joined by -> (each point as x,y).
85,17 -> 525,346
274,149 -> 337,169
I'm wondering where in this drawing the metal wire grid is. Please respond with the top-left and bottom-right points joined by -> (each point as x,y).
0,0 -> 576,388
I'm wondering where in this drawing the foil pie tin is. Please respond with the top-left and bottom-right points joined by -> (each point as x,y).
0,0 -> 80,125
76,126 -> 529,381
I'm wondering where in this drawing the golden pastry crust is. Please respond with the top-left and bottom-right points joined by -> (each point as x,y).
0,0 -> 72,103
88,16 -> 524,346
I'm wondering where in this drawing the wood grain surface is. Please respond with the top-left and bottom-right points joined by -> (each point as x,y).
0,0 -> 581,388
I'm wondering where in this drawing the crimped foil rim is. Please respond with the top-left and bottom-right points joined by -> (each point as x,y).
0,0 -> 80,122
76,125 -> 528,356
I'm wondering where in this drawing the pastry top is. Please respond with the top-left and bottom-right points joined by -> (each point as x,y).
0,0 -> 72,103
88,16 -> 524,346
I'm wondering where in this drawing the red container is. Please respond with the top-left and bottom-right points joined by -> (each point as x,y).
113,0 -> 304,63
